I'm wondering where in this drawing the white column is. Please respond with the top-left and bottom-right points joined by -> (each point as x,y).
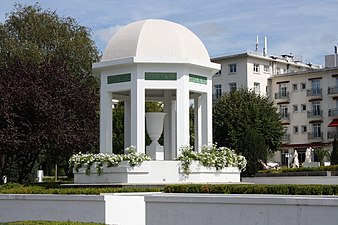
163,90 -> 172,159
100,91 -> 113,154
131,81 -> 145,153
124,99 -> 131,149
171,100 -> 177,159
176,76 -> 190,155
201,92 -> 212,146
194,95 -> 202,152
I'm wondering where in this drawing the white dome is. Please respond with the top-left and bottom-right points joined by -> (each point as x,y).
102,19 -> 211,63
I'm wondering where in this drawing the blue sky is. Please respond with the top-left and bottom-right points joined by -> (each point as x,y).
1,0 -> 338,65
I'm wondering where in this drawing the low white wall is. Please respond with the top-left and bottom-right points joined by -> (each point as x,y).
243,175 -> 338,184
0,193 -> 149,225
3,192 -> 338,225
145,193 -> 338,225
0,194 -> 105,223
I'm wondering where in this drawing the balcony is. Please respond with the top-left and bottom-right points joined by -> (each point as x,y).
274,91 -> 289,100
328,86 -> 338,95
306,88 -> 322,97
307,110 -> 323,118
282,133 -> 290,143
328,108 -> 338,117
327,131 -> 338,139
279,112 -> 290,121
307,132 -> 323,140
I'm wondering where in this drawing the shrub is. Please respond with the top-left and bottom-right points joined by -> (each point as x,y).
163,184 -> 338,195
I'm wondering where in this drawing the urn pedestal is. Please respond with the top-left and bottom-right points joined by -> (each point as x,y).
145,112 -> 166,160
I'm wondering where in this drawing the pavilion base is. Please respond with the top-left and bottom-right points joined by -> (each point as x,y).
73,161 -> 240,184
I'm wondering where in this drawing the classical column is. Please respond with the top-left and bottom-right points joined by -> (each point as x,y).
100,91 -> 113,154
124,99 -> 131,149
194,95 -> 202,152
163,90 -> 172,159
176,76 -> 190,155
130,81 -> 145,153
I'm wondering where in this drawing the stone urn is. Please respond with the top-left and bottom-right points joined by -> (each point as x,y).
145,112 -> 166,160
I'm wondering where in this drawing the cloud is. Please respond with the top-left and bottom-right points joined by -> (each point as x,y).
94,25 -> 123,44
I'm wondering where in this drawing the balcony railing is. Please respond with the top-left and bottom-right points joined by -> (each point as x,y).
328,86 -> 338,95
307,132 -> 323,140
274,91 -> 289,100
307,110 -> 323,118
307,88 -> 322,97
328,108 -> 338,117
279,112 -> 290,120
282,133 -> 290,142
327,131 -> 337,139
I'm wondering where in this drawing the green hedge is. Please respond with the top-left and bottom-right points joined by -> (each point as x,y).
259,165 -> 338,174
164,184 -> 338,195
1,221 -> 103,225
0,183 -> 162,195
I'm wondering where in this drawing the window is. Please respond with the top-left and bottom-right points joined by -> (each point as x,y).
214,84 -> 222,99
229,82 -> 237,92
293,126 -> 299,134
263,65 -> 269,73
313,124 -> 321,138
301,104 -> 307,111
312,101 -> 321,116
279,83 -> 288,98
301,83 -> 306,90
293,105 -> 298,113
280,105 -> 288,119
254,82 -> 260,94
253,64 -> 259,73
301,125 -> 307,133
293,84 -> 298,91
311,79 -> 321,95
229,64 -> 237,73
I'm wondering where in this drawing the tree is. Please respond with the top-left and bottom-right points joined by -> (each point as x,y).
0,4 -> 99,182
238,128 -> 267,176
331,137 -> 338,165
314,147 -> 330,166
213,88 -> 284,170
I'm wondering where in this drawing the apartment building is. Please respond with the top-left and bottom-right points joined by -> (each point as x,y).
211,48 -> 338,166
269,54 -> 338,165
212,51 -> 317,100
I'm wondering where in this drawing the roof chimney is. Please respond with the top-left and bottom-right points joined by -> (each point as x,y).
263,36 -> 268,56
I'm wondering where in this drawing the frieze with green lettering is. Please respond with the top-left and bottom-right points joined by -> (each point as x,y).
107,73 -> 131,84
145,72 -> 177,80
189,74 -> 207,84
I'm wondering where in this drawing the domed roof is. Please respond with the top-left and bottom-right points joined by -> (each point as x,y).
102,19 -> 211,63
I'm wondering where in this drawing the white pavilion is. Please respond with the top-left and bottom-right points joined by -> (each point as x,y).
74,19 -> 240,184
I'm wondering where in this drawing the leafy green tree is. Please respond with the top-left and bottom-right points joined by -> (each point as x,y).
213,88 -> 284,169
331,137 -> 338,165
314,147 -> 330,166
0,4 -> 99,182
238,128 -> 267,176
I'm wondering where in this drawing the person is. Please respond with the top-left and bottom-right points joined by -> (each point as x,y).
293,150 -> 299,168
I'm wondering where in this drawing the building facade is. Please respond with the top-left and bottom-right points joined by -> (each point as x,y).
269,56 -> 338,165
212,51 -> 317,100
211,50 -> 338,166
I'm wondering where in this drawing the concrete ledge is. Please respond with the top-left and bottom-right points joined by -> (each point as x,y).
145,193 -> 338,225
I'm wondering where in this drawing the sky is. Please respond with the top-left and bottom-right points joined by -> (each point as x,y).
1,0 -> 338,65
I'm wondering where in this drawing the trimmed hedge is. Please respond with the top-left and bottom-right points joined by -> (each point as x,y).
1,221 -> 103,225
259,165 -> 338,174
0,183 -> 162,195
164,184 -> 338,195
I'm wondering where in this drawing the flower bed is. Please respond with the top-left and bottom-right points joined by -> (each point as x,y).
69,146 -> 150,175
177,145 -> 247,175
